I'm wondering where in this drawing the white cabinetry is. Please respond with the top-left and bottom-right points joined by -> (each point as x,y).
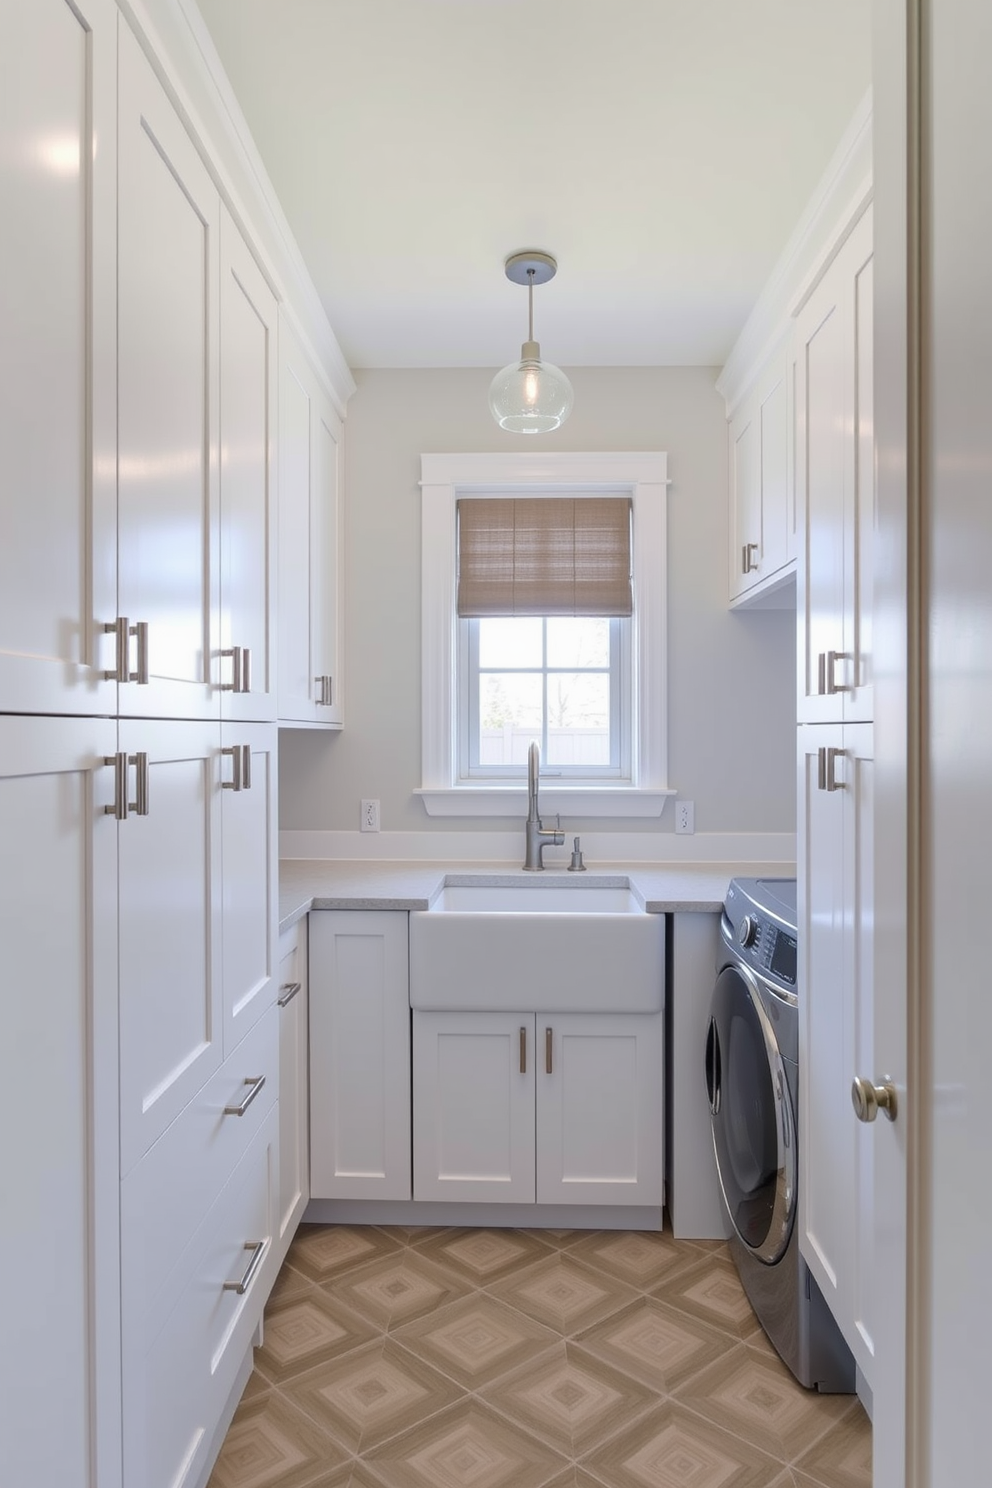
798,724 -> 875,1383
309,912 -> 411,1199
0,715 -> 122,1488
278,315 -> 344,726
275,919 -> 310,1259
796,207 -> 874,722
728,339 -> 796,606
412,1010 -> 664,1206
0,0 -> 118,718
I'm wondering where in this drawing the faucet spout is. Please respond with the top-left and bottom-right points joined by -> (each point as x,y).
523,741 -> 564,870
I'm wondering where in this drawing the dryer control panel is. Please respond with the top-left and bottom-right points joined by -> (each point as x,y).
721,877 -> 798,996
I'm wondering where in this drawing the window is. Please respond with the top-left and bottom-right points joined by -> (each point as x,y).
418,452 -> 671,818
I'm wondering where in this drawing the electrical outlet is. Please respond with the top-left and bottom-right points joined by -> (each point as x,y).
675,799 -> 695,835
360,798 -> 380,833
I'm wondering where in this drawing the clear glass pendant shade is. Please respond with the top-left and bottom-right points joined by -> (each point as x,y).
489,340 -> 574,434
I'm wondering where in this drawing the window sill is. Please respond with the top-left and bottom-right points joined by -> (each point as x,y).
415,788 -> 676,819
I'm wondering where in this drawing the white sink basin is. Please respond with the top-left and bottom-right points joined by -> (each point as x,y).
409,877 -> 665,1013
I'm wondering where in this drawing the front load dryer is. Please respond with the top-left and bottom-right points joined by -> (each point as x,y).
706,877 -> 854,1392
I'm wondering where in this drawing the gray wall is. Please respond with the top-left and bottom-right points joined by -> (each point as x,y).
278,366 -> 797,838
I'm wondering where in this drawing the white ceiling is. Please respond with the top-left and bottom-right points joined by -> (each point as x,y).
193,0 -> 871,371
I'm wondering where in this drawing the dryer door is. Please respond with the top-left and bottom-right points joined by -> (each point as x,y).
706,962 -> 796,1264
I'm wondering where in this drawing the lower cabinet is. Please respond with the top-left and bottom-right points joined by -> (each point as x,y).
275,919 -> 310,1261
798,722 -> 875,1384
309,911 -> 412,1200
412,1009 -> 664,1205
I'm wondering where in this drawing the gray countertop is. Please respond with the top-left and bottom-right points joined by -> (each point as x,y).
278,858 -> 795,933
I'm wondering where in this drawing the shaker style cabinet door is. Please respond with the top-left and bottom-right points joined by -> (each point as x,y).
798,722 -> 876,1384
413,1011 -> 537,1203
219,207 -> 278,724
117,23 -> 220,721
220,720 -> 278,1052
0,714 -> 121,1488
0,0 -> 118,717
728,341 -> 794,607
278,315 -> 344,726
796,207 -> 874,723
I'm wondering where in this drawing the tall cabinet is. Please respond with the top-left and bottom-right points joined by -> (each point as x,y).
795,203 -> 877,1386
1,7 -> 282,1487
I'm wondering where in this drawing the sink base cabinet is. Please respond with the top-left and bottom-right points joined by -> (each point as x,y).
412,1010 -> 664,1207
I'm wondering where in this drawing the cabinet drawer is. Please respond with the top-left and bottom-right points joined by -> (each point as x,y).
121,1003 -> 278,1324
124,1106 -> 278,1488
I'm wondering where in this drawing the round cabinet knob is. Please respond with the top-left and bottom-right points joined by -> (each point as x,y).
737,914 -> 758,949
851,1076 -> 898,1124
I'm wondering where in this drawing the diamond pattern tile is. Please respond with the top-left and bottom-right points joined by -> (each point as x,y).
207,1225 -> 872,1488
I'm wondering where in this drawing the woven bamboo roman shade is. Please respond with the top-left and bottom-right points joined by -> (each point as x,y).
456,496 -> 633,617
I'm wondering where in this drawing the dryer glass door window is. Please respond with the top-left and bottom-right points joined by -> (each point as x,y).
708,965 -> 796,1263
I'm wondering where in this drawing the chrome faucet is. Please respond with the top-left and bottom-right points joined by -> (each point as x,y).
523,741 -> 565,870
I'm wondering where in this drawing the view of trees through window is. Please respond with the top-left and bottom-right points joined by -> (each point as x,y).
476,616 -> 612,768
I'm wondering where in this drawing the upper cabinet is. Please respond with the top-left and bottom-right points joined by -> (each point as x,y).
0,0 -> 119,717
795,207 -> 874,723
727,339 -> 797,607
278,314 -> 345,727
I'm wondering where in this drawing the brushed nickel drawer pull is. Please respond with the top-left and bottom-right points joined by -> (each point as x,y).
817,746 -> 827,792
103,752 -> 129,820
221,646 -> 242,692
221,744 -> 242,791
223,1238 -> 267,1295
241,647 -> 251,694
743,541 -> 759,574
825,746 -> 844,792
519,1025 -> 526,1074
278,981 -> 302,1008
130,752 -> 150,816
241,743 -> 251,791
545,1026 -> 553,1075
224,1074 -> 265,1117
826,650 -> 852,694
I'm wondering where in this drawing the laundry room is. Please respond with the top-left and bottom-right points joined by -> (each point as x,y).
12,1 -> 981,1486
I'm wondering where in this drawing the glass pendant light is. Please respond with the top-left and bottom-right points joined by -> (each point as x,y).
489,251 -> 574,434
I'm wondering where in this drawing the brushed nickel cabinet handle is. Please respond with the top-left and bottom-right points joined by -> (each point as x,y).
743,542 -> 759,574
817,747 -> 827,792
826,650 -> 852,695
241,743 -> 251,792
103,752 -> 129,819
278,981 -> 301,1008
221,646 -> 242,692
104,617 -> 149,684
224,1074 -> 266,1117
221,744 -> 242,791
223,1238 -> 267,1294
130,752 -> 150,816
241,647 -> 251,694
545,1027 -> 553,1075
133,621 -> 149,685
825,746 -> 844,792
519,1025 -> 527,1074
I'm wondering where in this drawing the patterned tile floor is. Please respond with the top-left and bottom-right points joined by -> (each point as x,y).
208,1225 -> 871,1488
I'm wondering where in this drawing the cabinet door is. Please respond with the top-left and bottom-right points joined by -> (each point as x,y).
413,1011 -> 536,1203
220,721 -> 277,1052
310,911 -> 410,1199
798,723 -> 875,1382
118,718 -> 223,1176
311,401 -> 344,724
117,23 -> 220,721
728,397 -> 761,601
537,1013 -> 664,1206
276,920 -> 309,1253
796,209 -> 874,721
0,0 -> 117,716
277,315 -> 343,727
0,715 -> 121,1488
219,206 -> 277,723
728,345 -> 794,607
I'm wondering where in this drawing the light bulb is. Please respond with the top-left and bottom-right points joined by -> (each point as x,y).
489,341 -> 574,435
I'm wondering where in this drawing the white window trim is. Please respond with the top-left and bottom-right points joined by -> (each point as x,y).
417,451 -> 673,819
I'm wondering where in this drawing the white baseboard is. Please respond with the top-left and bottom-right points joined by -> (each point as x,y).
279,828 -> 796,865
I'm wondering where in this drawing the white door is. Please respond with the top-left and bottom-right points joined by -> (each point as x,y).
0,715 -> 121,1488
220,720 -> 277,1051
118,718 -> 223,1175
913,0 -> 991,1477
219,206 -> 277,723
537,1013 -> 664,1207
309,911 -> 411,1199
276,320 -> 317,723
0,0 -> 118,716
413,1011 -> 536,1203
729,401 -> 760,600
117,23 -> 219,721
